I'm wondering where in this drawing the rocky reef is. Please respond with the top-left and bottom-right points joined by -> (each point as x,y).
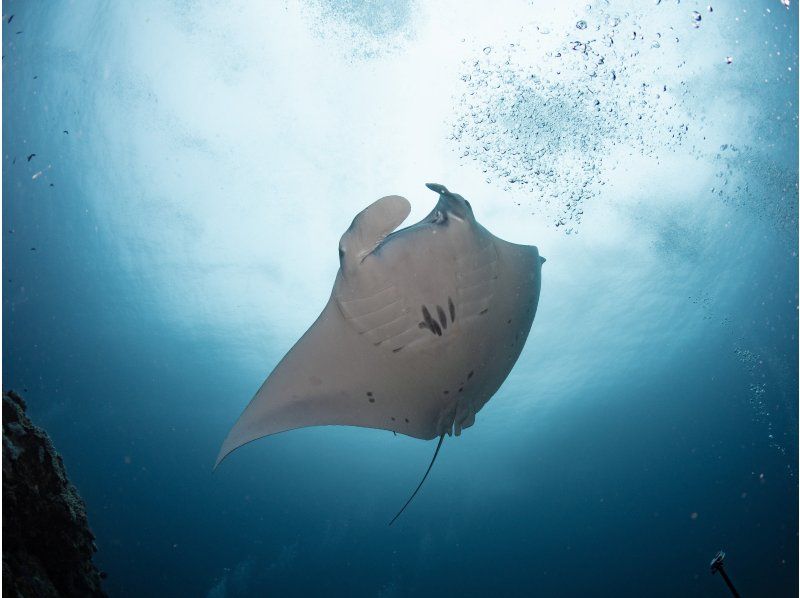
3,390 -> 106,597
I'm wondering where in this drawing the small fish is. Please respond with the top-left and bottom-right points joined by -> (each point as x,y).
63,130 -> 69,135
7,14 -> 13,24
26,153 -> 35,162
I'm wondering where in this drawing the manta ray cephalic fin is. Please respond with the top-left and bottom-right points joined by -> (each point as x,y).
339,194 -> 411,268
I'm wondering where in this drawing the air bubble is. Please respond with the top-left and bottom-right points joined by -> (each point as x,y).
450,3 -> 693,232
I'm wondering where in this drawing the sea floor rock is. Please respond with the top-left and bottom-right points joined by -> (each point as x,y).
3,390 -> 106,597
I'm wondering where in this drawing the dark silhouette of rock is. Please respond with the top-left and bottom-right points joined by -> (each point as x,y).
3,390 -> 107,597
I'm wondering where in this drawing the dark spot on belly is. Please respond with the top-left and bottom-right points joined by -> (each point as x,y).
391,417 -> 396,421
507,319 -> 512,324
458,387 -> 464,393
436,305 -> 448,329
443,390 -> 449,395
467,370 -> 474,379
392,346 -> 404,353
479,308 -> 489,315
421,305 -> 442,336
404,418 -> 409,423
367,392 -> 373,397
369,398 -> 375,403
448,297 -> 456,322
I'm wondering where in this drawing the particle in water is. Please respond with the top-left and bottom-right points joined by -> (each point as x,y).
576,20 -> 587,30
691,11 -> 702,27
483,46 -> 492,55
781,0 -> 789,8
726,56 -> 733,64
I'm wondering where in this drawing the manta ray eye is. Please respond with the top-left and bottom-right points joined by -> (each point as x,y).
338,247 -> 345,260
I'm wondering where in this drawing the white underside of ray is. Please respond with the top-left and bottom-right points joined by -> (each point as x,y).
216,188 -> 543,468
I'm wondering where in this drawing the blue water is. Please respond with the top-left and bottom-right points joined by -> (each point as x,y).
3,1 -> 797,596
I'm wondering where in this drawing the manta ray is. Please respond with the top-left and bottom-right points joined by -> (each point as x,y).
216,183 -> 545,523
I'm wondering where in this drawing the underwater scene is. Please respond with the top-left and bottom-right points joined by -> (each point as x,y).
2,0 -> 798,596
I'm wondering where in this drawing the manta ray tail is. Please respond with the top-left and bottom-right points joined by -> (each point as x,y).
389,433 -> 445,526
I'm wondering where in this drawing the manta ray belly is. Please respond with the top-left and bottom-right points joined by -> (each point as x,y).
334,225 -> 539,437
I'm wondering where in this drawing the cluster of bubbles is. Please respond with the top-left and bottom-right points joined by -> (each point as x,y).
300,0 -> 417,60
734,347 -> 790,459
748,382 -> 785,455
733,347 -> 759,374
712,144 -> 799,240
684,288 -> 735,328
450,5 -> 692,231
688,292 -> 716,321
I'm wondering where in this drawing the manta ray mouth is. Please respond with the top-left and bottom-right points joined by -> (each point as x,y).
430,209 -> 448,225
